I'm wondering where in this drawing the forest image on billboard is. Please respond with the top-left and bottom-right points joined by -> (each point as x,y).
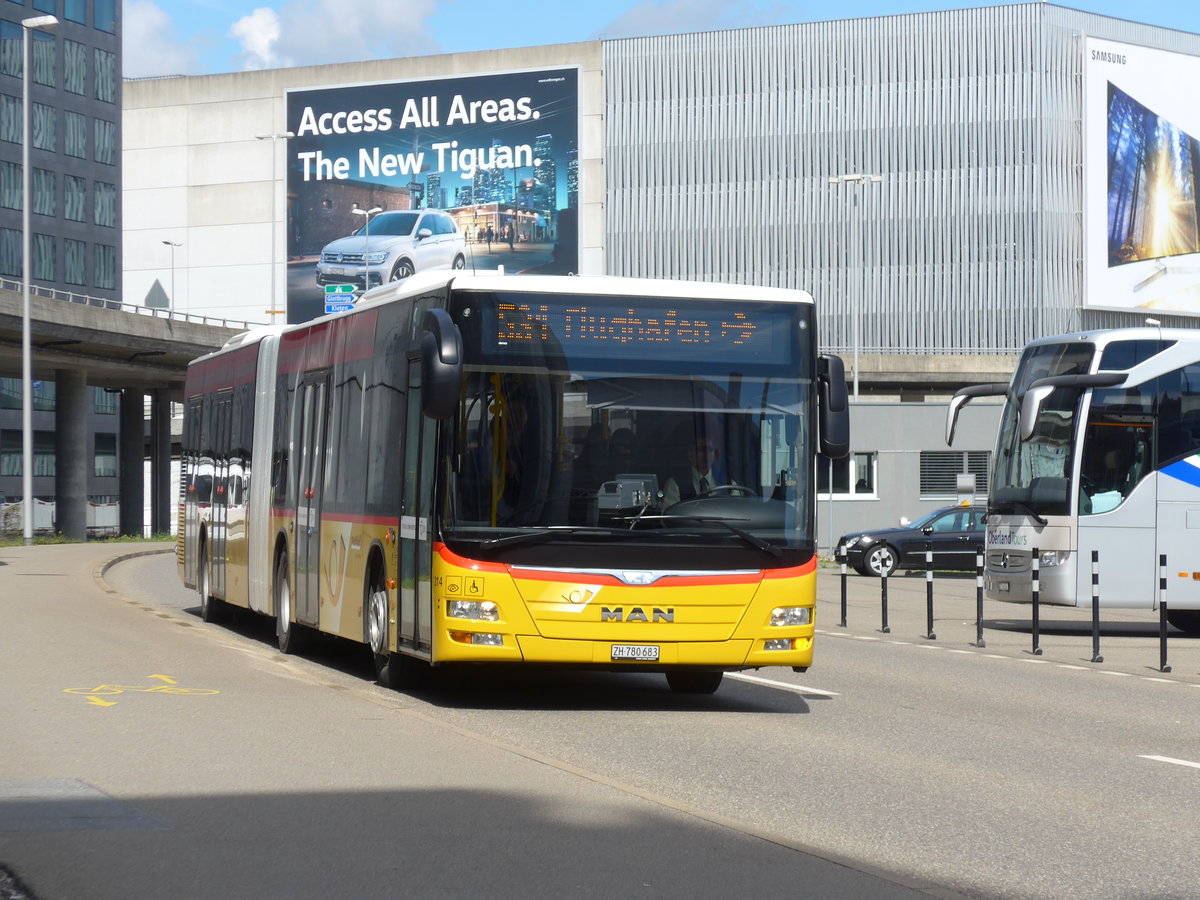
1108,82 -> 1200,268
285,68 -> 579,322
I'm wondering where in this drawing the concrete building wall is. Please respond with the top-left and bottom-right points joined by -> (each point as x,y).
123,43 -> 605,323
821,400 -> 1004,547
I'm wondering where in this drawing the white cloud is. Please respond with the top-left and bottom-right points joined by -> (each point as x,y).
122,0 -> 205,78
230,0 -> 441,72
595,0 -> 790,40
228,7 -> 282,70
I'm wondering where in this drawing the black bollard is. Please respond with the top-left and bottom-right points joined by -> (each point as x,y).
1159,553 -> 1171,674
1030,547 -> 1042,655
973,549 -> 986,647
1090,550 -> 1103,663
880,569 -> 890,634
924,542 -> 936,640
839,547 -> 848,628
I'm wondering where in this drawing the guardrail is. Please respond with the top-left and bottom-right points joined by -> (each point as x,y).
835,542 -> 1186,674
1,276 -> 257,331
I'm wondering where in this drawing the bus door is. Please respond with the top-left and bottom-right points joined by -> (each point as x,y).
211,391 -> 233,599
399,359 -> 435,653
294,371 -> 330,627
182,396 -> 202,587
1076,415 -> 1158,607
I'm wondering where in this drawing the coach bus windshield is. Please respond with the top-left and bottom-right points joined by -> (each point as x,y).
990,341 -> 1095,517
440,290 -> 816,570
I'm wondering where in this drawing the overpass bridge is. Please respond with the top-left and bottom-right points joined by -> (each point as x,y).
0,279 -> 253,540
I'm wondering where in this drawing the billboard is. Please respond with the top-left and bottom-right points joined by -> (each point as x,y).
1085,39 -> 1200,316
284,67 -> 580,322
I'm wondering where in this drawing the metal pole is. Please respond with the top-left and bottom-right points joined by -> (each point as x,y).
1030,548 -> 1042,655
924,542 -> 936,640
1158,553 -> 1171,674
973,549 -> 986,647
21,22 -> 32,545
879,569 -> 890,634
1090,550 -> 1103,664
839,548 -> 848,628
852,190 -> 860,399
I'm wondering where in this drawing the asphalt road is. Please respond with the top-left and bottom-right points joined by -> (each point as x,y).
5,544 -> 1200,899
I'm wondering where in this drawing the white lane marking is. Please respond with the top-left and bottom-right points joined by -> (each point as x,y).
727,672 -> 839,697
1057,665 -> 1089,670
1100,671 -> 1133,677
1139,754 -> 1200,770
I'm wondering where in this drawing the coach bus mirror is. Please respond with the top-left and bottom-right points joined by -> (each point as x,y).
1019,384 -> 1055,441
816,354 -> 849,459
946,382 -> 1008,445
420,308 -> 463,420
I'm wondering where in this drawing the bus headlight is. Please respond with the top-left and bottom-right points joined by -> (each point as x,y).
447,600 -> 499,621
1037,550 -> 1070,567
770,606 -> 811,626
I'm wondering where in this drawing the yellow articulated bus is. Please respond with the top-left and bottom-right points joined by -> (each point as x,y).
178,272 -> 849,693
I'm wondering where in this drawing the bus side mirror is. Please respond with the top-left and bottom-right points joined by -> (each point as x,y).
420,308 -> 463,420
817,354 -> 850,459
1019,384 -> 1055,441
946,382 -> 1008,445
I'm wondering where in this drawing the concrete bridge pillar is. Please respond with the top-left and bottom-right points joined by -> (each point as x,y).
119,388 -> 144,537
54,369 -> 89,541
150,390 -> 172,536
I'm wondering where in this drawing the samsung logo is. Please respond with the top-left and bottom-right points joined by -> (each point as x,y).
601,607 -> 675,623
1091,50 -> 1127,64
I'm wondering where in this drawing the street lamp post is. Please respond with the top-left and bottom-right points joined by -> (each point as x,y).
161,240 -> 181,312
351,206 -> 382,290
255,131 -> 294,318
20,14 -> 58,546
828,173 -> 881,399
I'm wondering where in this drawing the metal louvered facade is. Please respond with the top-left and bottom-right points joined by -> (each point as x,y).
602,3 -> 1200,361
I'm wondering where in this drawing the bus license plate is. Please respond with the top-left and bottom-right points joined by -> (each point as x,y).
612,644 -> 659,661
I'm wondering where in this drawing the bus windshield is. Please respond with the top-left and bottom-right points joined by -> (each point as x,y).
441,289 -> 815,569
990,341 -> 1095,516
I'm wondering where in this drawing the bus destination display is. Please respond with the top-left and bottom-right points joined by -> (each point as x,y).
491,295 -> 793,364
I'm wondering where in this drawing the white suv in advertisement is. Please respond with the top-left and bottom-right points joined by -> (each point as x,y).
316,209 -> 467,289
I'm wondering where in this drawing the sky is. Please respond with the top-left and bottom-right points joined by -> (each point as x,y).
122,0 -> 1200,79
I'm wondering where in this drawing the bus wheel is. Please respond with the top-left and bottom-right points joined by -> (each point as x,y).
366,571 -> 426,690
197,541 -> 224,623
1166,608 -> 1200,634
275,555 -> 307,654
665,670 -> 723,694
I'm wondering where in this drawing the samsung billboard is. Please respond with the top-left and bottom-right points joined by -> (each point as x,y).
1085,39 -> 1200,316
284,67 -> 580,322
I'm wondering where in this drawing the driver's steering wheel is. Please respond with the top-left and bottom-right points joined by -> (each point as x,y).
697,484 -> 757,498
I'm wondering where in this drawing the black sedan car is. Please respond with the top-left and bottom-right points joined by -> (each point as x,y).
835,505 -> 986,576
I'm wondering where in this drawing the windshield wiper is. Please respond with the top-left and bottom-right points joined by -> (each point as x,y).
987,501 -> 1048,527
636,515 -> 783,558
477,526 -> 631,551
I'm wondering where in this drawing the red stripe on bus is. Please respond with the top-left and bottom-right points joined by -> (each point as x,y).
185,343 -> 259,396
435,543 -> 816,584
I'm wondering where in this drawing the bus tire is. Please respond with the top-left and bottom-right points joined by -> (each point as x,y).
275,554 -> 308,654
365,566 -> 427,690
197,540 -> 224,623
665,670 -> 723,694
1166,608 -> 1200,634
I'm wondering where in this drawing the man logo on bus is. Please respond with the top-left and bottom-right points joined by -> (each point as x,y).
601,607 -> 675,623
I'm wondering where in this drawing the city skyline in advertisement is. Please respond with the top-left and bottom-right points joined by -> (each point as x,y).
284,67 -> 579,322
1085,38 -> 1200,316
